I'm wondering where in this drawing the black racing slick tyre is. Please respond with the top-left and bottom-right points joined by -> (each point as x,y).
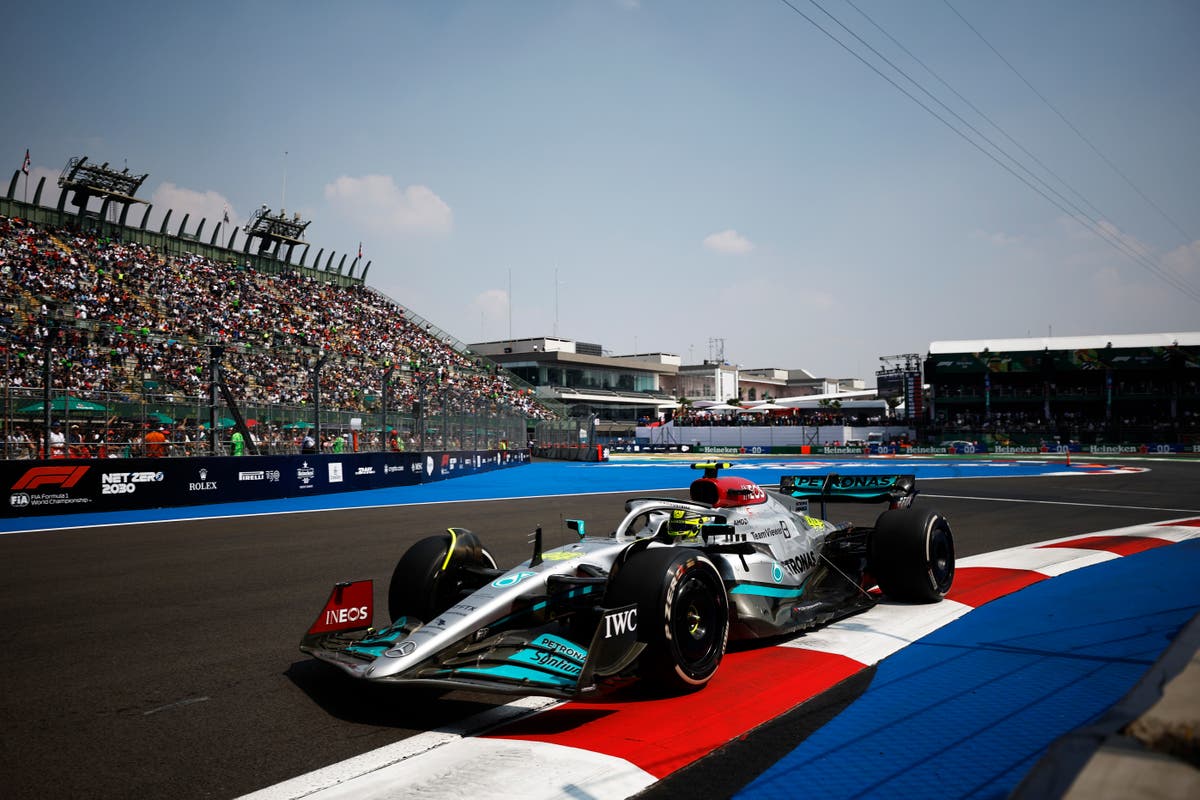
388,530 -> 497,623
607,546 -> 729,693
869,508 -> 955,603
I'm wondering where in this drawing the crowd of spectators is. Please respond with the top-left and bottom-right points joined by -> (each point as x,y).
0,214 -> 553,430
931,407 -> 1198,444
1,417 -> 440,460
661,408 -> 890,428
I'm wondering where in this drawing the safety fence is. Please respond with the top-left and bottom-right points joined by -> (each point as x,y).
530,444 -> 607,462
1,386 -> 528,460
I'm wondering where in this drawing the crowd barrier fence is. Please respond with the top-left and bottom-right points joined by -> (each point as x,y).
530,444 -> 607,462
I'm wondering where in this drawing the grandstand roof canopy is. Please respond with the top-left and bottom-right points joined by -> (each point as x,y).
58,156 -> 148,206
929,332 -> 1200,355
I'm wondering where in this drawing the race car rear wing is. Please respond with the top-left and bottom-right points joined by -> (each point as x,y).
779,473 -> 917,515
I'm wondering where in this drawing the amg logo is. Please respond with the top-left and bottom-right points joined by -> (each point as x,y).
603,607 -> 638,638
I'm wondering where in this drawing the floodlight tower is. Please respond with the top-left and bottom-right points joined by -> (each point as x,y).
57,156 -> 148,225
242,205 -> 311,261
876,353 -> 923,421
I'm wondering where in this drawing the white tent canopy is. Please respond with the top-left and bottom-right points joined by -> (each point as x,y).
773,390 -> 877,407
694,403 -> 742,413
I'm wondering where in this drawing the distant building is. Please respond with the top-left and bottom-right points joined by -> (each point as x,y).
731,368 -> 864,404
469,337 -> 678,422
663,361 -> 739,405
470,336 -> 872,423
924,332 -> 1200,442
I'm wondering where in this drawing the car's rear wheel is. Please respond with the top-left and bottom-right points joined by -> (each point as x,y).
869,508 -> 955,603
388,530 -> 497,623
607,546 -> 729,692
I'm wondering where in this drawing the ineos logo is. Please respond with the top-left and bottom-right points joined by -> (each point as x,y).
324,605 -> 369,626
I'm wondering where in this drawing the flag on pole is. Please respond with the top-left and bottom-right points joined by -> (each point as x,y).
22,149 -> 30,175
222,207 -> 230,225
357,242 -> 363,259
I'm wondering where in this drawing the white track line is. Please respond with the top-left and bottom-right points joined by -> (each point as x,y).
923,493 -> 1200,514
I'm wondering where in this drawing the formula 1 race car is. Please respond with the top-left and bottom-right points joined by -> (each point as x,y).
301,463 -> 954,697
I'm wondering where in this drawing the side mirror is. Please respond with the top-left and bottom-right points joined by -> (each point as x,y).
700,523 -> 737,543
566,519 -> 586,539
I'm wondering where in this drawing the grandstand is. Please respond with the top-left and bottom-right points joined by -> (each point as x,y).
1,158 -> 557,460
923,333 -> 1200,446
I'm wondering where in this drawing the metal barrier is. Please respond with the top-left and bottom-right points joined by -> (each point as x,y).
0,387 -> 528,460
532,416 -> 597,454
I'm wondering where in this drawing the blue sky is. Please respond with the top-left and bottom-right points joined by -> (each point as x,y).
4,1 -> 1198,381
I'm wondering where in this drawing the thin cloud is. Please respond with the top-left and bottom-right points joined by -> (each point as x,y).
703,229 -> 754,255
473,288 -> 509,319
971,228 -> 1023,247
1162,238 -> 1200,283
324,175 -> 452,236
148,183 -> 237,233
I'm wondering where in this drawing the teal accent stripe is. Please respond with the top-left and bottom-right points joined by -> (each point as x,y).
345,643 -> 391,658
345,620 -> 409,658
731,583 -> 805,599
451,664 -> 576,687
492,583 -> 595,628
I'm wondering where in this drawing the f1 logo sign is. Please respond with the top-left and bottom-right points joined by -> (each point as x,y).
12,466 -> 89,491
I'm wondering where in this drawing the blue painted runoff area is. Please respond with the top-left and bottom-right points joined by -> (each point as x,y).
736,539 -> 1200,800
0,457 -> 1122,533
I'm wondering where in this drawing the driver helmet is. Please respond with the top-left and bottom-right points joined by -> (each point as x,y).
668,509 -> 710,540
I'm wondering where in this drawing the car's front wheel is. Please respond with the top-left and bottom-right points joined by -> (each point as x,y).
388,530 -> 497,623
607,546 -> 729,692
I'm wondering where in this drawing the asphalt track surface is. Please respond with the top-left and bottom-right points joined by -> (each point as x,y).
1,457 -> 1197,799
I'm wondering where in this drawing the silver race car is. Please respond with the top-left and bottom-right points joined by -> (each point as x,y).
301,463 -> 954,696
